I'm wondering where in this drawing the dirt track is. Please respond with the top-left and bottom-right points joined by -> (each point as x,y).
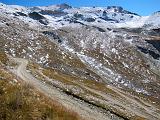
10,58 -> 160,120
10,58 -> 117,120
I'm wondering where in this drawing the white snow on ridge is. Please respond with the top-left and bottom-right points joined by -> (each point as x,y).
0,2 -> 159,29
115,16 -> 149,28
144,12 -> 160,29
0,3 -> 27,13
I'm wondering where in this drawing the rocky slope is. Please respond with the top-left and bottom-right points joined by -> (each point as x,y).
0,2 -> 160,120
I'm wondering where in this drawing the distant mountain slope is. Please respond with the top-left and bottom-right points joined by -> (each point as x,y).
143,11 -> 160,29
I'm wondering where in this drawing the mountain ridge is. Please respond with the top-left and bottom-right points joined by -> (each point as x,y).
1,2 -> 159,29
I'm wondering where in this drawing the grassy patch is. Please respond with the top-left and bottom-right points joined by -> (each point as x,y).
82,79 -> 120,97
42,68 -> 130,118
42,67 -> 121,99
42,68 -> 79,84
0,51 -> 8,65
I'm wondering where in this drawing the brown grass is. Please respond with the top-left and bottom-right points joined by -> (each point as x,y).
0,51 -> 8,64
42,68 -> 149,119
0,67 -> 82,120
42,67 -> 120,99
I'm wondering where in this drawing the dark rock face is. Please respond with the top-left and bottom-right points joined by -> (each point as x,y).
40,10 -> 55,15
58,39 -> 62,43
102,11 -> 107,16
121,28 -> 143,34
73,13 -> 83,18
100,17 -> 119,23
84,17 -> 95,22
42,31 -> 63,43
123,10 -> 139,16
107,6 -> 123,12
72,20 -> 85,25
146,40 -> 160,53
28,12 -> 45,20
92,26 -> 106,32
39,19 -> 49,25
152,28 -> 160,34
42,31 -> 60,39
137,46 -> 160,59
16,12 -> 27,17
106,6 -> 139,16
40,10 -> 68,17
73,14 -> 95,23
137,40 -> 160,59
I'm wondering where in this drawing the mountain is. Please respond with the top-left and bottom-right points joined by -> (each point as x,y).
0,3 -> 159,29
0,3 -> 160,120
143,11 -> 160,29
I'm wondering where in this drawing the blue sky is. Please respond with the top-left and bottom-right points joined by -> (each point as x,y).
0,0 -> 160,15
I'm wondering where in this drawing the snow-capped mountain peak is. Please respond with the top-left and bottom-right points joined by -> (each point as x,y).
0,3 -> 145,29
0,3 -> 159,30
